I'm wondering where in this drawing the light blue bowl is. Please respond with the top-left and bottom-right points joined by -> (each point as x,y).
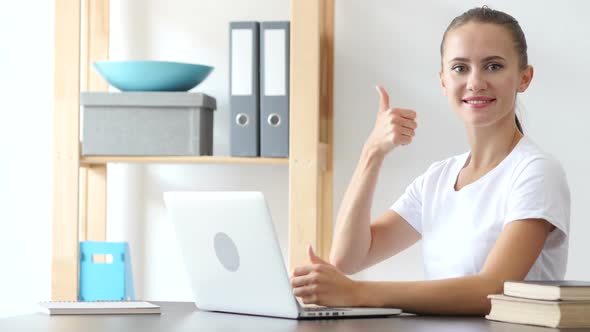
93,61 -> 214,92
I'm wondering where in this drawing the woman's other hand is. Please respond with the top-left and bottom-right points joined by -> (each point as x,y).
290,245 -> 362,307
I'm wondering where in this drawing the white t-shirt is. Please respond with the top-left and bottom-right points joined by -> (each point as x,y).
391,136 -> 570,281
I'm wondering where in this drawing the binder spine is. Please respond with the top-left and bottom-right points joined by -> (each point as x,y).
260,21 -> 290,158
230,21 -> 260,156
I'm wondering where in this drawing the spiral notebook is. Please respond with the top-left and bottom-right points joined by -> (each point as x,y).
38,301 -> 160,315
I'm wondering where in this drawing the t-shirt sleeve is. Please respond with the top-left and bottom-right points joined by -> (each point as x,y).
504,157 -> 571,246
390,170 -> 428,234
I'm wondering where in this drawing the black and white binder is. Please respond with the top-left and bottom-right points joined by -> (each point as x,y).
229,22 -> 260,157
260,21 -> 290,157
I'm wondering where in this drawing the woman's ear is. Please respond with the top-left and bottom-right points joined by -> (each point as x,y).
439,70 -> 447,96
517,65 -> 534,93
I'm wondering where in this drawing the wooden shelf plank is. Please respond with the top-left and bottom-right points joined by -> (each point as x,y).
80,155 -> 289,165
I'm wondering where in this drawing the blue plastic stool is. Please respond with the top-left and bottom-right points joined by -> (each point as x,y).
79,241 -> 135,301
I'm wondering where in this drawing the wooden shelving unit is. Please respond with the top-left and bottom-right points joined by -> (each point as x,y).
52,0 -> 333,301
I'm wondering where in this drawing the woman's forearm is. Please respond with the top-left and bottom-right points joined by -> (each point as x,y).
355,275 -> 504,315
330,145 -> 386,273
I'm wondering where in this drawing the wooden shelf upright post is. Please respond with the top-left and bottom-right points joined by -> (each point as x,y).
79,0 -> 109,244
288,0 -> 334,270
52,0 -> 82,301
52,0 -> 110,301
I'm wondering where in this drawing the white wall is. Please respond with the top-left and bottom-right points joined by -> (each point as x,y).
0,1 -> 53,316
2,0 -> 589,315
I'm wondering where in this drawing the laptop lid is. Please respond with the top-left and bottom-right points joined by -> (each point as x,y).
164,191 -> 300,319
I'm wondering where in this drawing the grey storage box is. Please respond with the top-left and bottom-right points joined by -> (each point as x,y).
81,92 -> 216,156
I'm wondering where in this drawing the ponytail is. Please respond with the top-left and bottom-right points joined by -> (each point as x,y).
515,115 -> 523,134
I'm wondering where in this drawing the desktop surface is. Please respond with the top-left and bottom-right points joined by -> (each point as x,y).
0,301 -> 584,332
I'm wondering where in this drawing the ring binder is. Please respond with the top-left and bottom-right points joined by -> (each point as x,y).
230,22 -> 260,156
260,21 -> 290,157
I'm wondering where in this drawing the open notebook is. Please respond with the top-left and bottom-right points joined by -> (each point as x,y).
38,301 -> 160,315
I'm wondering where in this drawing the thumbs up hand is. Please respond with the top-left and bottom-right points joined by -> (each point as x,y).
290,245 -> 361,307
307,244 -> 329,265
366,86 -> 417,157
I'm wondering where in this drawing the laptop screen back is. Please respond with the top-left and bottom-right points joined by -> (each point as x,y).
164,191 -> 300,318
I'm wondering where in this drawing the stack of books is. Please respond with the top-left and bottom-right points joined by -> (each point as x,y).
486,280 -> 590,328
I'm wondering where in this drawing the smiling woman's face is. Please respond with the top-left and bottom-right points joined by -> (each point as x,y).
439,22 -> 533,130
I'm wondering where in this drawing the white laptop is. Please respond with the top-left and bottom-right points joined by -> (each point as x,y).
163,191 -> 402,319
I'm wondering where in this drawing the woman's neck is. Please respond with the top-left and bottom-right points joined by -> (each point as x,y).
464,118 -> 523,171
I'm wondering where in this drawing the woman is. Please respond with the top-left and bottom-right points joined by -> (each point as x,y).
290,6 -> 570,315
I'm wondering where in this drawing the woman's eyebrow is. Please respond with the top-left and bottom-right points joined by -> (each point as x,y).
447,55 -> 507,63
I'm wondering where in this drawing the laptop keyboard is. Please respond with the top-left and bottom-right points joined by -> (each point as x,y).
303,306 -> 351,312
